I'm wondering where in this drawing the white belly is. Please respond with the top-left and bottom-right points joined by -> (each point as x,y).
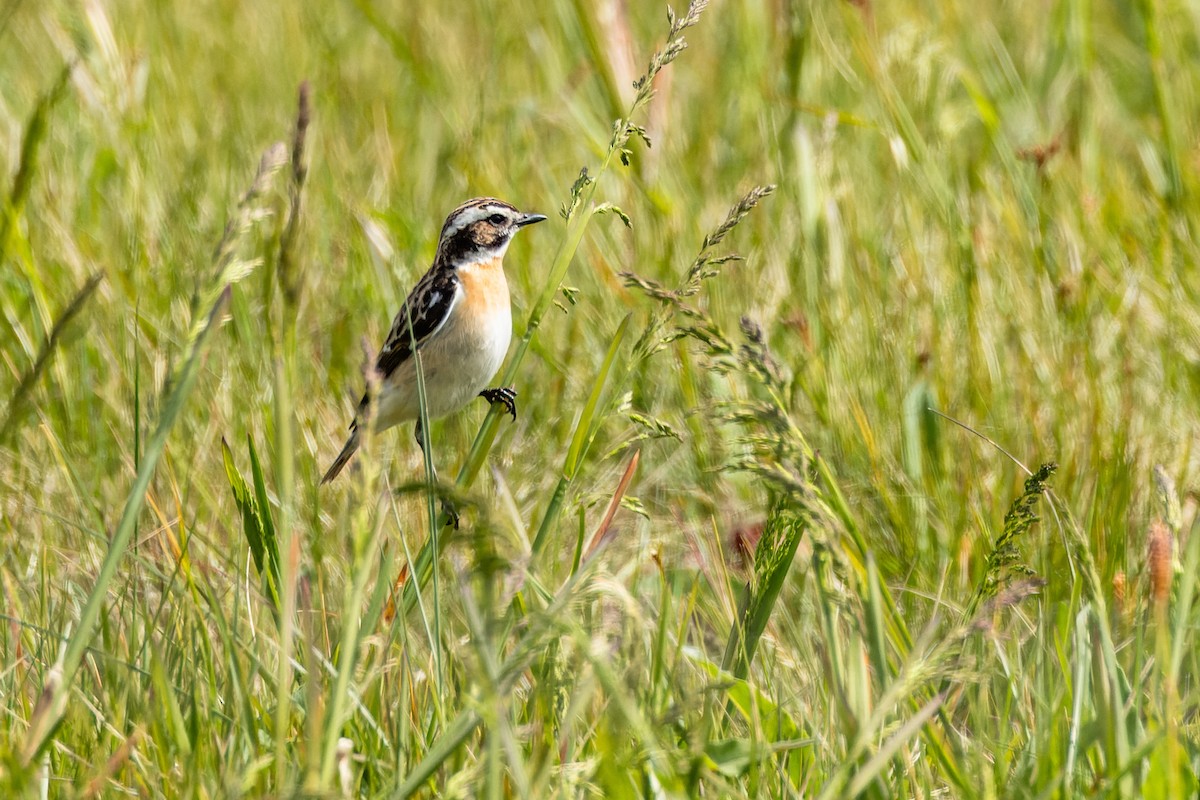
373,295 -> 511,429
420,301 -> 512,417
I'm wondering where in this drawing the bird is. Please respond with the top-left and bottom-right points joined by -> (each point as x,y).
321,197 -> 547,486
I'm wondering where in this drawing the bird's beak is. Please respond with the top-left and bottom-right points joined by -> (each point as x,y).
515,213 -> 548,227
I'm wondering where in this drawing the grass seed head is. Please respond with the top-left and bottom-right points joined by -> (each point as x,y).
1148,519 -> 1172,607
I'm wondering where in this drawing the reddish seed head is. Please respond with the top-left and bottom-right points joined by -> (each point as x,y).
1148,520 -> 1172,607
1111,571 -> 1127,618
729,520 -> 765,569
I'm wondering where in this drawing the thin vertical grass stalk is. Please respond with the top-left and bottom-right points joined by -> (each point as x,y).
272,82 -> 310,791
277,80 -> 311,311
18,142 -> 287,765
1159,490 -> 1200,799
270,348 -> 297,792
410,341 -> 446,706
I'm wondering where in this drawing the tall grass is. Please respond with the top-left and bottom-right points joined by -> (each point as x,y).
3,0 -> 1200,797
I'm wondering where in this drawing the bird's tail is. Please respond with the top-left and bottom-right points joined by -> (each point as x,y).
321,430 -> 360,485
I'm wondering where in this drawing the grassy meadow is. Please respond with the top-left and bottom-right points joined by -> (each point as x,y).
3,0 -> 1200,796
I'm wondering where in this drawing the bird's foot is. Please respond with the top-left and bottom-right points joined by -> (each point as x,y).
479,387 -> 517,422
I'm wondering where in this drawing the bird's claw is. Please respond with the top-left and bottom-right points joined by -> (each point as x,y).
479,387 -> 518,422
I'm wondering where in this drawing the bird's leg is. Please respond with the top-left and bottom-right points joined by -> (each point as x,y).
413,419 -> 459,529
413,418 -> 425,450
478,387 -> 518,422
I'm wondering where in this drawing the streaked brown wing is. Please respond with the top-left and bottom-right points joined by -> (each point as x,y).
350,267 -> 461,426
376,268 -> 461,377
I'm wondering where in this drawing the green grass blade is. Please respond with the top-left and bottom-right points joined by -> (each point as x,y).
221,438 -> 266,575
530,313 -> 630,557
390,708 -> 482,799
246,434 -> 281,597
563,313 -> 630,480
721,508 -> 806,678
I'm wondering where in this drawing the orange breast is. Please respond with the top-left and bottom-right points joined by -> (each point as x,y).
458,256 -> 510,319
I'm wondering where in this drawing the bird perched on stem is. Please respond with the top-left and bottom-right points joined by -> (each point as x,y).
322,197 -> 547,485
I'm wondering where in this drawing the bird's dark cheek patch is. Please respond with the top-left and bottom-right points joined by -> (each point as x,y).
472,227 -> 504,249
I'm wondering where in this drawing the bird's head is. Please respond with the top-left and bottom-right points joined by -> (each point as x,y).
435,197 -> 547,267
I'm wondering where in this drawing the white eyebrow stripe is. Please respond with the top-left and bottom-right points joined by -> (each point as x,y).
443,206 -> 495,236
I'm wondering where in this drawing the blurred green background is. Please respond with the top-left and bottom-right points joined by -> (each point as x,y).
2,0 -> 1198,796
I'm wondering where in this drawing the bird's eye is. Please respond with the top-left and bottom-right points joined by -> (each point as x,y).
488,213 -> 506,225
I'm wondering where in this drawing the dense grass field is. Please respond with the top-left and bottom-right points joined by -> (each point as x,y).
3,0 -> 1200,796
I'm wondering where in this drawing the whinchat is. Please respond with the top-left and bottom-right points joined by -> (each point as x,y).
321,197 -> 547,485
